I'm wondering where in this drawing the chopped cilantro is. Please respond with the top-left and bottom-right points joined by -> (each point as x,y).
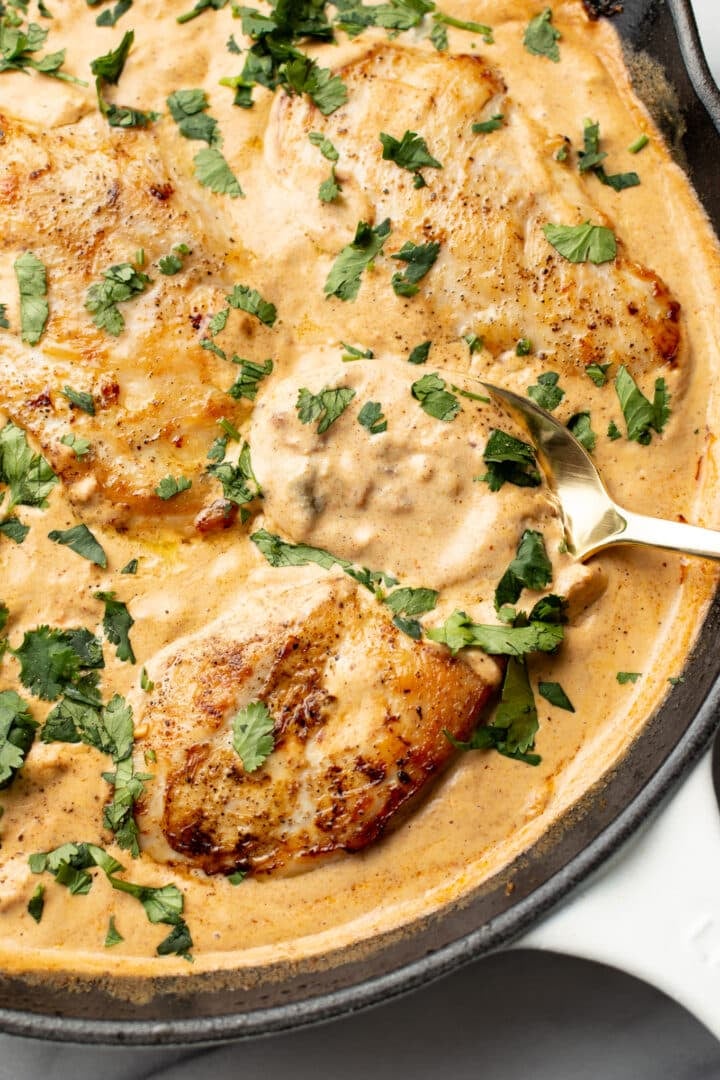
60,433 -> 91,458
567,411 -> 596,452
472,114 -> 503,134
607,419 -> 622,441
0,690 -> 37,789
90,28 -> 133,82
194,147 -> 244,197
614,366 -> 670,444
61,386 -> 95,416
308,130 -> 339,160
628,134 -> 649,154
379,130 -> 441,183
207,441 -> 261,510
523,7 -> 561,62
479,429 -> 541,491
431,11 -> 492,40
228,357 -> 274,400
228,870 -> 247,885
120,558 -> 138,575
586,362 -> 611,386
155,475 -> 192,499
427,609 -> 564,656
97,90 -> 159,129
104,916 -> 124,946
158,244 -> 191,275
94,591 -> 135,664
0,14 -> 86,84
297,386 -> 356,433
0,303 -> 9,329
140,667 -> 154,692
578,119 -> 639,191
358,401 -> 387,435
464,332 -> 483,353
516,338 -> 532,356
408,341 -> 431,365
319,166 -> 341,202
177,0 -> 228,22
251,528 -> 397,596
538,680 -> 575,711
167,88 -> 221,144
325,218 -> 391,301
283,53 -> 348,114
528,371 -> 564,411
617,671 -> 641,684
341,342 -> 374,361
232,700 -> 275,772
28,883 -> 45,923
494,530 -> 552,609
48,524 -> 107,567
0,422 -> 58,513
12,625 -> 103,702
108,876 -> 192,958
411,372 -> 460,422
14,252 -> 48,346
390,240 -> 440,297
448,657 -> 540,765
86,261 -> 150,337
543,221 -> 617,264
384,585 -> 437,638
0,518 -> 30,544
227,284 -> 276,326
96,0 -> 133,27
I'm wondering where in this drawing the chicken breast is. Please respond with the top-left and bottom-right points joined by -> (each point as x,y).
134,573 -> 500,876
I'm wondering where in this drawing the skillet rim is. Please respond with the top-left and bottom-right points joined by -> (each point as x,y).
2,0 -> 719,1046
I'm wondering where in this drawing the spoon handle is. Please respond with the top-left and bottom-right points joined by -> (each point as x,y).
610,507 -> 720,561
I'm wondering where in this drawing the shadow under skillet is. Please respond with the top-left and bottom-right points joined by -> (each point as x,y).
2,950 -> 719,1080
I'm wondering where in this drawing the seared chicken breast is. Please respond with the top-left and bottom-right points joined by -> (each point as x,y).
135,574 -> 500,875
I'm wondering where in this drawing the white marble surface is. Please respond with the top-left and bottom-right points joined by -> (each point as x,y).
2,2 -> 720,1076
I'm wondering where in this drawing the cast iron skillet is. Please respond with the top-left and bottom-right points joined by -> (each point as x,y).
2,0 -> 720,1045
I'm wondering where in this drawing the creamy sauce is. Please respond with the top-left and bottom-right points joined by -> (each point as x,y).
0,0 -> 720,984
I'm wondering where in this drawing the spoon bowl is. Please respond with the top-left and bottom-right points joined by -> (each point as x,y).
481,382 -> 720,563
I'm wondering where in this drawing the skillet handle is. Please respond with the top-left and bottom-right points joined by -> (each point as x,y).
519,749 -> 720,1040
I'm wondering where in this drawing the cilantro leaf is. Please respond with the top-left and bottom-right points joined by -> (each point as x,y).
586,362 -> 610,386
90,28 -> 133,82
390,240 -> 440,297
283,53 -> 347,114
167,88 -> 221,144
226,284 -> 276,326
408,341 -> 431,365
319,166 -> 341,203
232,700 -> 275,772
379,130 -> 442,178
158,245 -> 190,275
42,692 -> 132,761
155,475 -> 192,500
194,147 -> 244,197
0,303 -> 9,329
516,338 -> 532,356
614,366 -> 670,444
85,262 -> 150,337
523,7 -> 561,62
297,386 -> 356,433
472,114 -> 504,134
96,0 -> 133,27
28,884 -> 45,923
48,524 -> 108,567
0,422 -> 58,513
538,681 -> 575,711
251,528 -> 397,595
60,433 -> 91,458
543,220 -> 617,264
494,530 -> 552,609
427,610 -> 563,656
102,754 -> 148,856
0,16 -> 85,84
120,558 -> 138,574
431,11 -> 493,40
207,441 -> 261,507
479,429 -> 542,491
0,689 -> 37,789
567,411 -> 596,452
0,517 -> 29,543
324,218 -> 391,301
228,357 -> 274,400
411,372 -> 460,422
97,88 -> 159,129
464,332 -> 483,354
177,0 -> 228,23
308,130 -> 339,160
384,585 -> 437,636
617,671 -> 641,684
357,400 -> 387,435
94,591 -> 136,664
447,660 -> 541,764
341,342 -> 374,361
12,626 -> 103,700
579,119 -> 640,191
14,252 -> 48,346
104,916 -> 124,946
108,875 -> 192,956
527,371 -> 564,411
607,419 -> 622,441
